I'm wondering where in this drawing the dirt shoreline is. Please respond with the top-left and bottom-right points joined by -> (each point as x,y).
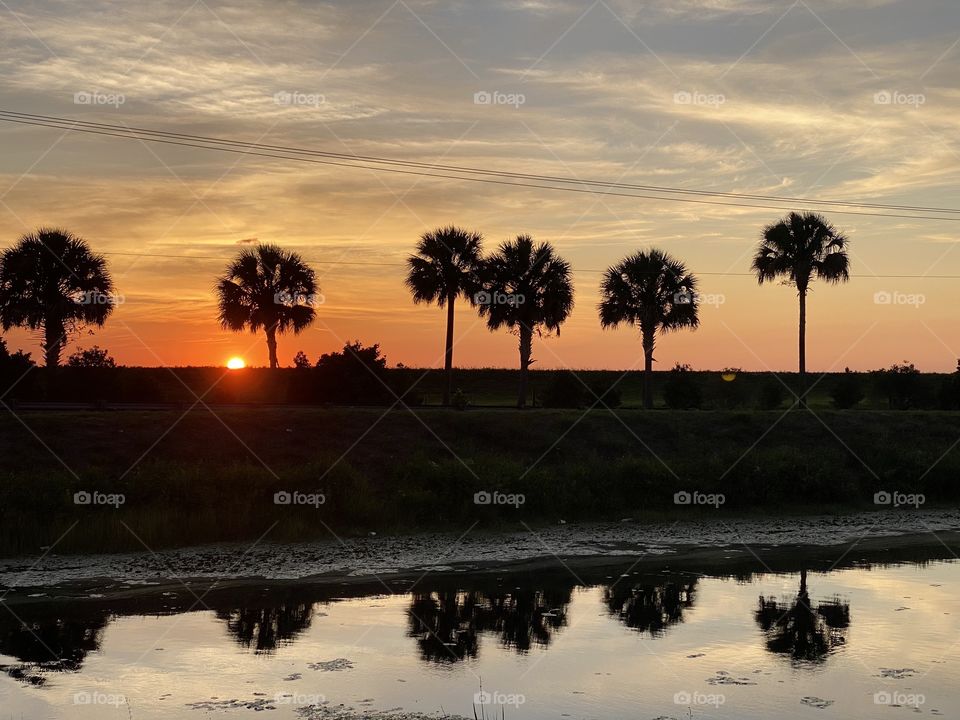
2,513 -> 958,603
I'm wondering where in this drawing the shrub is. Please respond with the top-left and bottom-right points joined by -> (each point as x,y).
67,346 -> 116,368
313,341 -> 390,404
831,368 -> 865,409
758,381 -> 787,410
542,372 -> 586,408
663,364 -> 702,409
875,362 -> 922,409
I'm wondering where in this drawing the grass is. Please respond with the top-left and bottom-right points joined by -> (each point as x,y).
1,406 -> 958,555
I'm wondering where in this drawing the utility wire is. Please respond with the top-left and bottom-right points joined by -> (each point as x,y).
101,250 -> 960,279
3,110 -> 960,222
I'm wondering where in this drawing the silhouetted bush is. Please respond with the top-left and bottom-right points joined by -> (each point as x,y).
590,381 -> 622,409
663,364 -> 702,409
875,362 -> 923,409
313,341 -> 390,404
938,361 -> 960,410
758,381 -> 787,410
543,372 -> 586,409
715,368 -> 748,409
67,346 -> 116,368
830,369 -> 865,409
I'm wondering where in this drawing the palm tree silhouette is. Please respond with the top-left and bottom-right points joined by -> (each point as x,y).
598,249 -> 699,409
478,235 -> 574,408
405,226 -> 484,405
752,213 -> 850,405
215,244 -> 318,368
0,228 -> 114,367
755,569 -> 850,663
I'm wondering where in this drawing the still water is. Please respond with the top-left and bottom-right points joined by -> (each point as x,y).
0,555 -> 956,719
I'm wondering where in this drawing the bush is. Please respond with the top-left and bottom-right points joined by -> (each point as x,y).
663,364 -> 702,409
831,368 -> 865,409
542,372 -> 586,408
590,381 -> 622,409
758,381 -> 787,410
312,341 -> 390,404
938,360 -> 960,410
715,367 -> 748,409
875,362 -> 922,409
67,346 -> 116,368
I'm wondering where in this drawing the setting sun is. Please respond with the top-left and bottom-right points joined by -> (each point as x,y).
226,357 -> 245,370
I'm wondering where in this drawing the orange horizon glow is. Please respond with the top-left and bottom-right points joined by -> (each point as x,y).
226,357 -> 246,370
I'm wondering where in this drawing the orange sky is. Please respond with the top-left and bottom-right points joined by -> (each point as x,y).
0,0 -> 957,371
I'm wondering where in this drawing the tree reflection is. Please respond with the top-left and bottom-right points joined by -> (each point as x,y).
0,609 -> 109,685
407,586 -> 570,663
216,600 -> 315,653
603,576 -> 697,635
755,569 -> 850,663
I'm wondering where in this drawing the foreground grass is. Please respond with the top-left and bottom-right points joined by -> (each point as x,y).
1,407 -> 957,555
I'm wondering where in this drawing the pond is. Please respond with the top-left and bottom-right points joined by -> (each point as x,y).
0,526 -> 956,719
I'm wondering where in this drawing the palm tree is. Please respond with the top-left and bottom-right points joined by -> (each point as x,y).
478,235 -> 573,408
598,249 -> 699,409
405,226 -> 484,406
752,212 -> 850,405
0,228 -> 115,367
215,244 -> 318,369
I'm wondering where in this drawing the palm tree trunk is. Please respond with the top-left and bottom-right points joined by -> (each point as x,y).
798,290 -> 807,407
44,317 -> 64,368
265,324 -> 279,369
642,329 -> 655,410
442,292 -> 455,406
518,324 -> 533,409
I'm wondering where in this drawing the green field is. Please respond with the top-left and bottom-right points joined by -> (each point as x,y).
1,407 -> 957,555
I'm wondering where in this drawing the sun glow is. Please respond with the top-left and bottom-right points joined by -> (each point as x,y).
226,357 -> 246,369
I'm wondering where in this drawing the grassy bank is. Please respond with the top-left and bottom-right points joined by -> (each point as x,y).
1,407 -> 957,555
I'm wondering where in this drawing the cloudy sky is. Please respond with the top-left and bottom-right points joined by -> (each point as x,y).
0,0 -> 958,370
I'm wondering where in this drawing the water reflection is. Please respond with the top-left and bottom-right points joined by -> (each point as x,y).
0,608 -> 109,685
216,600 -> 315,654
603,577 -> 697,635
407,586 -> 570,663
755,569 -> 850,663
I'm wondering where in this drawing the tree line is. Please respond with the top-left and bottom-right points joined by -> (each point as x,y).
0,212 -> 850,408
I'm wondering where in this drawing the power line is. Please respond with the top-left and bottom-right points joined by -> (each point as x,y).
101,250 -> 960,279
3,110 -> 960,223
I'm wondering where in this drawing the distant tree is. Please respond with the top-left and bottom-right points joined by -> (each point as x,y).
292,351 -> 311,369
0,228 -> 115,367
752,213 -> 850,406
314,341 -> 389,403
0,337 -> 33,373
405,226 -> 484,406
215,244 -> 318,369
67,346 -> 116,368
478,235 -> 574,408
599,250 -> 699,410
830,368 -> 865,409
663,363 -> 702,409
